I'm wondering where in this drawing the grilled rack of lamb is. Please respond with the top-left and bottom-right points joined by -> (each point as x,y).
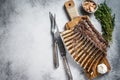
61,20 -> 111,79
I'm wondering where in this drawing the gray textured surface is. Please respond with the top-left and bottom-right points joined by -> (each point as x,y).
0,0 -> 120,80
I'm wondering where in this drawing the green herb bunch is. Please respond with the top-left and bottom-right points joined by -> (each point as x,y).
94,1 -> 115,43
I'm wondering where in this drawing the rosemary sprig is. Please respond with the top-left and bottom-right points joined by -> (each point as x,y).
94,1 -> 115,43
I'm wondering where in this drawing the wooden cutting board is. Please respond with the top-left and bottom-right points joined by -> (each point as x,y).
62,0 -> 111,79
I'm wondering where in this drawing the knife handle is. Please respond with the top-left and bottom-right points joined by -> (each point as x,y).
62,56 -> 73,80
53,41 -> 59,68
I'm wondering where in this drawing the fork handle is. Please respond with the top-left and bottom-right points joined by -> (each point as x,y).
53,41 -> 59,68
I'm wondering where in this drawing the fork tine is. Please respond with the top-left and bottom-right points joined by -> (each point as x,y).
54,14 -> 59,32
49,12 -> 53,24
54,14 -> 56,25
49,12 -> 55,32
53,14 -> 56,30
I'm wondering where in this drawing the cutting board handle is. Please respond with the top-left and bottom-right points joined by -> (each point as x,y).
64,0 -> 79,20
